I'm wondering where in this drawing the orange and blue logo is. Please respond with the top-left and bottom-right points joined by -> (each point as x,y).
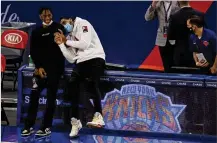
94,84 -> 186,143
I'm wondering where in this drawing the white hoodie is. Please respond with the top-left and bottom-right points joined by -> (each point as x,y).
58,17 -> 105,64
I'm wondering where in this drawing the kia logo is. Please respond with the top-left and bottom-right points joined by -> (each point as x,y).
4,33 -> 22,44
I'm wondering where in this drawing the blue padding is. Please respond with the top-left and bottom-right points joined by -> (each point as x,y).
205,76 -> 217,88
103,71 -> 205,81
23,65 -> 205,81
80,128 -> 217,143
64,68 -> 205,81
21,65 -> 217,85
205,76 -> 217,82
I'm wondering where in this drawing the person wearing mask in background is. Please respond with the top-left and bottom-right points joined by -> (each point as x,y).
21,7 -> 66,137
168,0 -> 205,68
145,0 -> 180,73
188,16 -> 217,75
54,17 -> 106,138
189,16 -> 216,135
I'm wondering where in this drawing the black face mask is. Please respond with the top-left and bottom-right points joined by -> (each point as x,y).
189,28 -> 195,34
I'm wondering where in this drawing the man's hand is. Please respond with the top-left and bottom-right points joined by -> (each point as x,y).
152,0 -> 158,8
34,69 -> 39,75
55,29 -> 67,42
201,62 -> 209,67
196,61 -> 209,67
38,68 -> 47,78
210,66 -> 217,74
54,35 -> 64,45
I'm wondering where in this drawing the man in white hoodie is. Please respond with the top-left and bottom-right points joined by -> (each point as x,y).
54,17 -> 106,138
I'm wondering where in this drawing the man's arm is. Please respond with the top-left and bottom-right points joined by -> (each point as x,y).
212,56 -> 217,68
211,35 -> 217,68
207,33 -> 216,74
211,55 -> 217,74
30,30 -> 42,69
144,2 -> 158,21
65,21 -> 92,50
58,43 -> 76,63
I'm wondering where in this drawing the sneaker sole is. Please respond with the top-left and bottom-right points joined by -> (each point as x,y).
35,132 -> 51,136
69,127 -> 82,138
21,133 -> 31,137
21,130 -> 34,137
69,134 -> 79,138
87,124 -> 105,128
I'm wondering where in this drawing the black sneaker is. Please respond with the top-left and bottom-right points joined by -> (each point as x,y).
21,127 -> 34,137
35,128 -> 51,136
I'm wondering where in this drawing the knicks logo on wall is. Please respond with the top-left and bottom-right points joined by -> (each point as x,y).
94,84 -> 186,143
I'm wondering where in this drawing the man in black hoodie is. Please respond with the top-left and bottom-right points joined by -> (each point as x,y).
21,7 -> 66,137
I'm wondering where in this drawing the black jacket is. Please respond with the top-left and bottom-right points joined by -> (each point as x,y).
30,22 -> 66,74
168,7 -> 205,66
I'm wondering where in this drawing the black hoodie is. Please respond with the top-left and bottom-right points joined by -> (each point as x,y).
30,21 -> 66,74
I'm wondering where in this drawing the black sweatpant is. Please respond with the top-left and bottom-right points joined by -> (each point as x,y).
66,58 -> 105,123
25,71 -> 62,129
159,41 -> 174,73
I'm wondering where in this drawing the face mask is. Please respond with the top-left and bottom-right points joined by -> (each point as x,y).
42,20 -> 53,26
64,23 -> 73,33
189,27 -> 195,34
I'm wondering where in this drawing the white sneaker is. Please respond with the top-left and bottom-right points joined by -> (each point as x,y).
86,112 -> 105,128
69,118 -> 82,138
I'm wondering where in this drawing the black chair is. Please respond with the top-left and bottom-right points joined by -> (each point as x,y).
1,29 -> 29,90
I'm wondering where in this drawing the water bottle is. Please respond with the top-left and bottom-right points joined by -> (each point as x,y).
28,55 -> 35,67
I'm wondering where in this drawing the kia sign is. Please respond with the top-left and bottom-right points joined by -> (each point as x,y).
4,33 -> 22,44
1,29 -> 28,49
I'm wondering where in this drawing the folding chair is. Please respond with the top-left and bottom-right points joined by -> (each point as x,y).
1,29 -> 28,90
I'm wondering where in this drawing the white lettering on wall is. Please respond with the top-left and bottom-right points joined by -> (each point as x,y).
25,96 -> 62,105
1,4 -> 20,24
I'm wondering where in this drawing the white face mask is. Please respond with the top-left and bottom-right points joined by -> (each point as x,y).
42,20 -> 53,26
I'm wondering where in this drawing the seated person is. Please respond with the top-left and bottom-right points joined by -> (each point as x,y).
188,15 -> 217,75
